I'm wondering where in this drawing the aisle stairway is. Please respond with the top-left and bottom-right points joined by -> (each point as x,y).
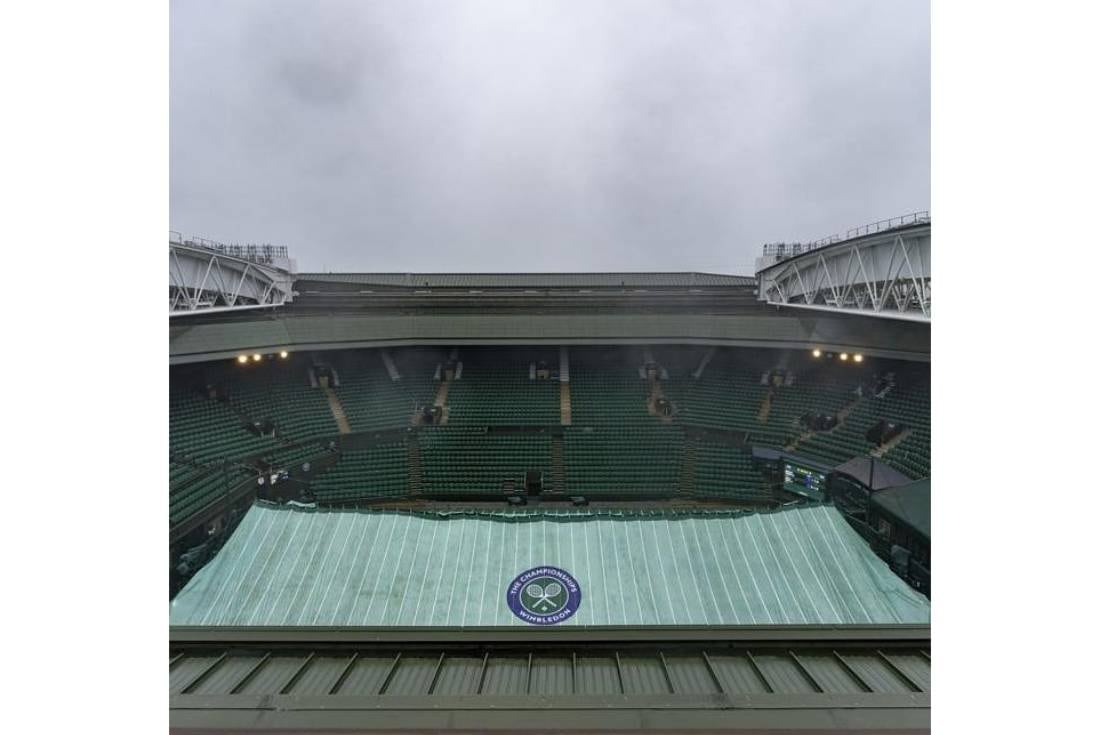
407,433 -> 424,494
679,437 -> 697,495
433,379 -> 450,425
551,435 -> 566,493
322,385 -> 352,434
560,382 -> 572,425
757,388 -> 773,422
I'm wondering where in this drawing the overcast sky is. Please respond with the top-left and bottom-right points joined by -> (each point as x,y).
170,0 -> 928,274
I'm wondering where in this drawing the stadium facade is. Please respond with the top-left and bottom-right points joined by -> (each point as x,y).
169,222 -> 931,732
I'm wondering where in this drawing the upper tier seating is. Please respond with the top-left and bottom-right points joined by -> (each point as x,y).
569,352 -> 652,425
216,364 -> 337,440
447,358 -> 559,425
334,352 -> 438,431
667,371 -> 769,436
762,378 -> 861,447
796,381 -> 930,479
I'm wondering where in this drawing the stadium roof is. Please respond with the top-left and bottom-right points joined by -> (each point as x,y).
870,479 -> 931,541
169,311 -> 931,364
170,503 -> 930,627
296,272 -> 756,288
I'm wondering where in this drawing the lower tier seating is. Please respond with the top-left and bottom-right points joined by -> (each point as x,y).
310,442 -> 410,503
563,425 -> 683,497
419,428 -> 552,496
692,442 -> 774,503
170,461 -> 252,526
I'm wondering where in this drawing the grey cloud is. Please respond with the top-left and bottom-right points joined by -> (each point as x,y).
171,0 -> 929,273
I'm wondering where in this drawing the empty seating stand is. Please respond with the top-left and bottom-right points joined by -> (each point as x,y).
667,371 -> 768,436
797,382 -> 930,478
169,460 -> 252,526
563,425 -> 683,498
334,350 -> 438,431
568,370 -> 651,425
309,442 -> 410,503
419,427 -> 552,497
446,361 -> 559,425
169,389 -> 279,463
692,441 -> 773,503
217,365 -> 338,440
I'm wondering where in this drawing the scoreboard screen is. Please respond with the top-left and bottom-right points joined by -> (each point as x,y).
783,462 -> 826,498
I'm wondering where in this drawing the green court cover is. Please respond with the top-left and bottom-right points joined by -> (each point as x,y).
171,503 -> 930,626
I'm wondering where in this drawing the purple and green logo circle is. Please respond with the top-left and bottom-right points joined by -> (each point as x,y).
506,566 -> 581,625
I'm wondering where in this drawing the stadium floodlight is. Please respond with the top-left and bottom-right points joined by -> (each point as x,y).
252,353 -> 262,362
854,354 -> 864,363
812,349 -> 822,358
839,353 -> 849,361
279,350 -> 289,359
237,355 -> 248,364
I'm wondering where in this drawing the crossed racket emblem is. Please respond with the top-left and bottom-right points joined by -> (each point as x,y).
523,581 -> 564,612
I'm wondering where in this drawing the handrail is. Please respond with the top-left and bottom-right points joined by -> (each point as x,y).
170,231 -> 289,265
846,211 -> 929,240
760,211 -> 929,259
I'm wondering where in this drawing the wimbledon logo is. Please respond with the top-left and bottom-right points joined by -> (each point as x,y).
506,566 -> 582,625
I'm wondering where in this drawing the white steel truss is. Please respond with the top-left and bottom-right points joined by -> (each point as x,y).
170,242 -> 295,316
756,223 -> 930,322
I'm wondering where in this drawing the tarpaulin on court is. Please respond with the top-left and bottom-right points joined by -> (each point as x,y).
170,502 -> 930,626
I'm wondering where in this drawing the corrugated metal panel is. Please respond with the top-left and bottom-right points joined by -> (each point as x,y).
798,654 -> 866,693
666,656 -> 720,694
335,657 -> 395,695
188,656 -> 257,695
576,656 -> 621,695
620,657 -> 671,694
708,654 -> 770,694
235,656 -> 301,695
752,654 -> 817,694
386,657 -> 438,695
530,657 -> 573,695
169,655 -> 220,694
287,656 -> 350,695
170,503 -> 930,627
842,653 -> 916,693
885,652 -> 930,692
170,642 -> 932,732
171,645 -> 929,698
433,656 -> 483,695
482,657 -> 528,695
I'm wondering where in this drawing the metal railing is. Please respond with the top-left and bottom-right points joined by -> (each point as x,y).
845,211 -> 929,240
170,231 -> 289,266
760,211 -> 929,260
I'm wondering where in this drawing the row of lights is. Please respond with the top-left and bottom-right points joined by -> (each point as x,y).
811,348 -> 863,363
236,350 -> 290,364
